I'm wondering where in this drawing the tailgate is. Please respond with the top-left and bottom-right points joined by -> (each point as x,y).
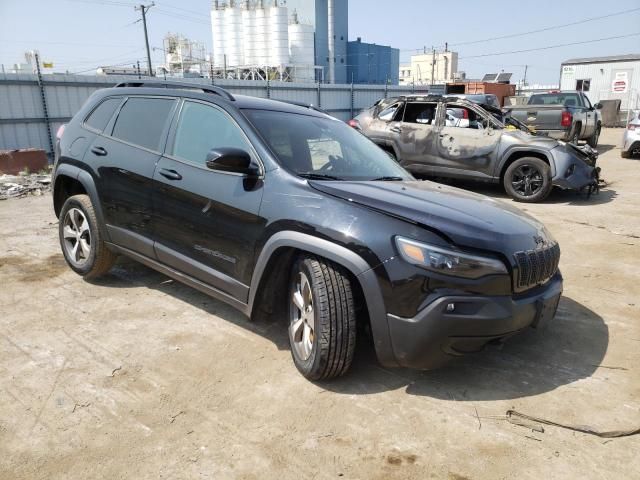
505,105 -> 564,132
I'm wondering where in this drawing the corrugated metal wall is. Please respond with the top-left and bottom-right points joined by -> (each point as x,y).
559,60 -> 640,111
0,73 -> 417,155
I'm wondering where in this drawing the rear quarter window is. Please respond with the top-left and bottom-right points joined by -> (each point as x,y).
111,97 -> 175,151
84,97 -> 122,132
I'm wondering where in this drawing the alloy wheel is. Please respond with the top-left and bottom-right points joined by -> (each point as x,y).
62,207 -> 92,266
511,164 -> 544,197
289,271 -> 315,361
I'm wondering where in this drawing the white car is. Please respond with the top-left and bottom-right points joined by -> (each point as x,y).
621,110 -> 640,158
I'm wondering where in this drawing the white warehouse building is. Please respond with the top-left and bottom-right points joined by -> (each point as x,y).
210,0 -> 317,82
560,54 -> 640,112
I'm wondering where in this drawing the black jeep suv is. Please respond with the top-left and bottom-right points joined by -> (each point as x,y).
53,80 -> 563,380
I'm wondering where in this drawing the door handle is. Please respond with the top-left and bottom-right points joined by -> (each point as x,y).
91,146 -> 107,156
159,168 -> 182,181
390,126 -> 402,133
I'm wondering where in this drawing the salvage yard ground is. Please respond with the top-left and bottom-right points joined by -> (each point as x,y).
1,128 -> 638,479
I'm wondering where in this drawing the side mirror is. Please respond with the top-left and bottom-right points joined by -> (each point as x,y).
594,103 -> 603,110
205,147 -> 259,177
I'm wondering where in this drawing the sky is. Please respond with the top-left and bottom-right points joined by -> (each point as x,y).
0,0 -> 639,84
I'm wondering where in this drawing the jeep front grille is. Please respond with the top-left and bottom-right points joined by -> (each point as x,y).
514,243 -> 560,292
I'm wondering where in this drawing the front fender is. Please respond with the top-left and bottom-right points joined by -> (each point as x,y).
496,146 -> 556,178
248,231 -> 398,367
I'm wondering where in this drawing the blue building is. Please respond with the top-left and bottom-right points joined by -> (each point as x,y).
286,0 -> 349,83
347,38 -> 400,85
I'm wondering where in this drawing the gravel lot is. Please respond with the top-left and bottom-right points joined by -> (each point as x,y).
1,128 -> 638,479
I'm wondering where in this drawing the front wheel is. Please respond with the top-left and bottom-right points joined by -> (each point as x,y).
503,157 -> 553,203
288,255 -> 357,380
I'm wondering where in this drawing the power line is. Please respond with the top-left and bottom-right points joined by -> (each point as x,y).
459,32 -> 640,59
450,6 -> 640,47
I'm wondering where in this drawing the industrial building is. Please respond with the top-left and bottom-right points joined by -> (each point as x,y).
210,0 -> 347,83
399,50 -> 459,86
156,33 -> 207,78
560,54 -> 640,111
347,38 -> 399,85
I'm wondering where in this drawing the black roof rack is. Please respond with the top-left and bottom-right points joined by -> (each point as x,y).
114,80 -> 235,102
281,100 -> 330,115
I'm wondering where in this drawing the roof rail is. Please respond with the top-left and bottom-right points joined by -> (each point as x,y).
114,80 -> 235,102
281,100 -> 329,115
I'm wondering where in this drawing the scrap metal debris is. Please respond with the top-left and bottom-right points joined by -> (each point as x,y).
0,173 -> 52,200
507,410 -> 640,439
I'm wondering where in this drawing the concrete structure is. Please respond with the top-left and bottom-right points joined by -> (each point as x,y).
399,51 -> 459,86
286,0 -> 348,83
347,38 -> 399,85
560,54 -> 640,111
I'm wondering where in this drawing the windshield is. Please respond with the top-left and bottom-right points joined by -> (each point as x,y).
243,109 -> 413,181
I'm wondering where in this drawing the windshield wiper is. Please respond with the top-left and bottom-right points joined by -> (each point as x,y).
370,176 -> 405,181
298,172 -> 343,181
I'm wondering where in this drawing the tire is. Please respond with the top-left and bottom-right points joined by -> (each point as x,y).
288,254 -> 357,380
503,157 -> 553,203
587,126 -> 601,148
59,194 -> 117,279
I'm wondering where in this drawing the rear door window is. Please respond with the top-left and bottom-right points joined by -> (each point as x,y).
84,97 -> 122,132
111,97 -> 175,151
378,102 -> 403,121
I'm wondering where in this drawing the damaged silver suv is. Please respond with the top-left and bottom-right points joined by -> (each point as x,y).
350,95 -> 599,202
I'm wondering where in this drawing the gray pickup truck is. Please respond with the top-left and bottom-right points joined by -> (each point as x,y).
504,91 -> 602,147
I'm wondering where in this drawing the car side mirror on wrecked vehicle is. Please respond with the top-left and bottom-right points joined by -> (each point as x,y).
594,103 -> 603,110
205,148 -> 260,177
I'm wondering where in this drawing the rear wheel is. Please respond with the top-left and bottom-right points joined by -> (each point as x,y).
570,124 -> 581,145
59,194 -> 117,279
288,255 -> 356,380
503,157 -> 552,203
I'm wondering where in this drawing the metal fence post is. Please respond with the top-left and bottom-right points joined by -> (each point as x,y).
317,82 -> 321,108
384,81 -> 388,99
350,82 -> 354,118
266,78 -> 271,99
34,52 -> 54,160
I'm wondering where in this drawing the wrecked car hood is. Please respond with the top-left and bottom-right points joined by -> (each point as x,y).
309,180 -> 551,254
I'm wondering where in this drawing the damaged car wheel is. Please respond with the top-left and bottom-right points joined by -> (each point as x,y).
504,158 -> 552,203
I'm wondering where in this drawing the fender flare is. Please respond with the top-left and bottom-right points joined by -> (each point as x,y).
54,163 -> 111,242
497,147 -> 556,178
248,231 -> 398,367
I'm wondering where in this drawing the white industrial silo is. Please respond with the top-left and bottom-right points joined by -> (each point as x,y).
253,1 -> 268,67
224,1 -> 244,67
268,1 -> 289,67
210,1 -> 225,67
241,1 -> 256,65
288,11 -> 315,82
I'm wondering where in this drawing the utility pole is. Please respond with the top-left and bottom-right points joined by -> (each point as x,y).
523,64 -> 528,88
135,2 -> 155,76
431,47 -> 436,85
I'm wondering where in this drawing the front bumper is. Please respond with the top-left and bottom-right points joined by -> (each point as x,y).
385,274 -> 563,369
551,144 -> 599,192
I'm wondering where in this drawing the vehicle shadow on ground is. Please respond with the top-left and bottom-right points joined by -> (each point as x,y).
595,143 -> 617,155
439,179 -> 617,206
95,260 -> 608,401
92,258 -> 291,351
325,296 -> 609,401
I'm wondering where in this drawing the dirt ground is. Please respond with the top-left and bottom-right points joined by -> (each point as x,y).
1,128 -> 638,480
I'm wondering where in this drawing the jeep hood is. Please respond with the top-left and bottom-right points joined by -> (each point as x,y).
309,180 -> 551,254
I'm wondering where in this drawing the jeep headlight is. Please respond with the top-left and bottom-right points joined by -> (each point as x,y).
395,237 -> 508,279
